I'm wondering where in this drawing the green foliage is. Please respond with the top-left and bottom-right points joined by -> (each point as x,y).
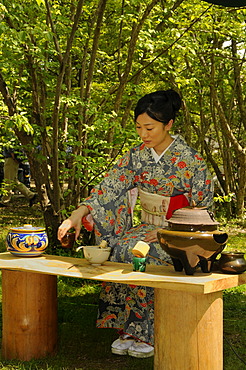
214,193 -> 235,204
5,113 -> 34,134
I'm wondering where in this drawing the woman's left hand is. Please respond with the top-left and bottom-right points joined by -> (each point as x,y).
144,229 -> 158,243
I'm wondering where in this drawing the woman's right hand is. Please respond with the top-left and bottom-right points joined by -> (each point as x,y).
57,205 -> 89,241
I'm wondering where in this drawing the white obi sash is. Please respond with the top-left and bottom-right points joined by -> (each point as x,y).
139,188 -> 170,227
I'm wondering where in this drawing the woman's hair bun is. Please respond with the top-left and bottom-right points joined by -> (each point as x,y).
164,89 -> 182,113
134,89 -> 182,123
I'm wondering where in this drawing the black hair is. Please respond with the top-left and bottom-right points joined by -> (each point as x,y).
134,89 -> 182,124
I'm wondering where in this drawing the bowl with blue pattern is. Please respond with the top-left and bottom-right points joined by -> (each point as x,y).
6,224 -> 48,257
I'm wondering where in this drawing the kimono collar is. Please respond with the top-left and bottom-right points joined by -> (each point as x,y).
151,135 -> 178,163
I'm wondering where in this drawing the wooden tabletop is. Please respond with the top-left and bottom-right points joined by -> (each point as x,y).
0,252 -> 245,294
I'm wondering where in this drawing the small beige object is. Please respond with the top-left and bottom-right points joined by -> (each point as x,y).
132,241 -> 150,258
99,240 -> 108,249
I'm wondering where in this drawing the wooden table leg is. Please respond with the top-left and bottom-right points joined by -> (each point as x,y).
1,269 -> 58,361
154,288 -> 223,370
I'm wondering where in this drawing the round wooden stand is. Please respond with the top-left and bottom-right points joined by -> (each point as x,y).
1,269 -> 58,361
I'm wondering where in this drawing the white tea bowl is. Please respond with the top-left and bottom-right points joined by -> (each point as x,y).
82,246 -> 111,265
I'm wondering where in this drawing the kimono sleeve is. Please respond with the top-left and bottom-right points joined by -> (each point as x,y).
81,150 -> 136,244
189,155 -> 214,208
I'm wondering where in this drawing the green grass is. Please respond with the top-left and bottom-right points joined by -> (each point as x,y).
0,195 -> 245,369
223,284 -> 246,369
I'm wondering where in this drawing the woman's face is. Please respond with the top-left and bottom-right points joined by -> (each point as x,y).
136,113 -> 173,155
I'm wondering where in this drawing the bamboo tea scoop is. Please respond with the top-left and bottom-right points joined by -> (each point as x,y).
76,240 -> 108,252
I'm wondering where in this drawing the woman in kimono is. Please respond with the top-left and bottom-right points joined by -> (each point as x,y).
58,89 -> 213,358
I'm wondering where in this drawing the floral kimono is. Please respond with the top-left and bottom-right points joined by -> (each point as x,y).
82,135 -> 213,345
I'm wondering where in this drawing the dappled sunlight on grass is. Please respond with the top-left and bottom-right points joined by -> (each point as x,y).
58,276 -> 102,300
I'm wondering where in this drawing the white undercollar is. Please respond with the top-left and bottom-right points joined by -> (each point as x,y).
151,136 -> 177,163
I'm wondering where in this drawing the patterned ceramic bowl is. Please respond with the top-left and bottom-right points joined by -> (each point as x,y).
6,224 -> 48,257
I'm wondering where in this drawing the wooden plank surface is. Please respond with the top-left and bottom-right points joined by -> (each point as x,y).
0,252 -> 245,294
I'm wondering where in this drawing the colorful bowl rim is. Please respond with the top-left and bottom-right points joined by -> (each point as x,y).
9,227 -> 46,233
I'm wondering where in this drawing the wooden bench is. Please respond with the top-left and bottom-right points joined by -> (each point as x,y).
0,252 -> 245,369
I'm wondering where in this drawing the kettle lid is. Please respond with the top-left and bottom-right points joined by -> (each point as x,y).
168,206 -> 220,226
